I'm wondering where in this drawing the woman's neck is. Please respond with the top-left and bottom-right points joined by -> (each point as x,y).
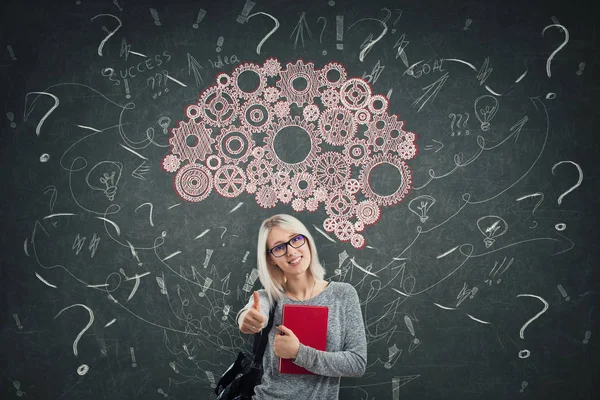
284,275 -> 317,299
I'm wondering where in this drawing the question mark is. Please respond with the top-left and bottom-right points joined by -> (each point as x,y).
515,192 -> 544,229
246,12 -> 280,55
348,17 -> 388,62
54,303 -> 95,375
516,294 -> 549,359
317,16 -> 327,55
90,14 -> 122,57
551,160 -> 582,205
23,91 -> 60,137
392,9 -> 402,33
381,7 -> 392,24
542,24 -> 569,78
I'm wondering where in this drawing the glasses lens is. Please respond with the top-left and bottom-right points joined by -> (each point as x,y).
289,235 -> 305,248
272,244 -> 287,257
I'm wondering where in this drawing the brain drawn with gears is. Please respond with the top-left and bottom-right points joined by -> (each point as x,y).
163,58 -> 418,249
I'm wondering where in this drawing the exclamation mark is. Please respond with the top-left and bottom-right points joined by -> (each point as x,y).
130,347 -> 137,367
192,9 -> 206,29
124,78 -> 131,99
199,277 -> 212,297
222,305 -> 231,320
557,284 -> 570,301
216,36 -> 224,53
113,0 -> 123,11
236,0 -> 256,24
6,45 -> 17,60
203,249 -> 213,268
150,8 -> 161,26
13,313 -> 23,329
206,371 -> 217,388
242,250 -> 250,263
336,16 -> 344,50
520,381 -> 528,393
583,330 -> 591,344
384,344 -> 399,369
7,112 -> 17,128
157,388 -> 168,397
392,377 -> 400,400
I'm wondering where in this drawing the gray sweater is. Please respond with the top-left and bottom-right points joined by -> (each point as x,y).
237,281 -> 367,400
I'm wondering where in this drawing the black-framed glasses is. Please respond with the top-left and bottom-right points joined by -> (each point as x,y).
268,234 -> 306,258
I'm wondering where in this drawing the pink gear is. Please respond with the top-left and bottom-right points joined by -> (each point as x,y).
278,187 -> 293,204
354,220 -> 365,232
323,217 -> 338,232
313,187 -> 329,203
354,108 -> 371,125
216,73 -> 232,87
246,158 -> 273,185
313,151 -> 351,189
399,141 -> 418,160
273,100 -> 291,119
343,139 -> 369,166
319,62 -> 347,89
231,62 -> 267,100
345,178 -> 361,194
321,88 -> 340,108
270,170 -> 291,190
256,185 -> 278,208
205,155 -> 222,171
262,86 -> 281,103
214,165 -> 246,198
365,113 -> 412,155
264,116 -> 322,174
276,60 -> 321,107
252,146 -> 266,160
351,233 -> 365,249
335,219 -> 354,242
216,125 -> 254,164
291,172 -> 316,198
318,107 -> 358,146
325,190 -> 357,220
262,57 -> 282,77
291,197 -> 306,212
303,104 -> 320,122
169,119 -> 215,164
359,153 -> 412,207
162,154 -> 181,173
246,182 -> 257,194
355,200 -> 381,225
240,99 -> 273,133
174,163 -> 213,203
306,198 -> 319,212
340,78 -> 372,110
368,94 -> 389,115
197,85 -> 238,127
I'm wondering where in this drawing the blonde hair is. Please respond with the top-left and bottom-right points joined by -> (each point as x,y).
256,214 -> 325,303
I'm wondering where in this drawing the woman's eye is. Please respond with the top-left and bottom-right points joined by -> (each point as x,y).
274,245 -> 285,252
292,235 -> 303,242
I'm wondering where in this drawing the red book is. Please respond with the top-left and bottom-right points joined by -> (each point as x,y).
279,304 -> 329,374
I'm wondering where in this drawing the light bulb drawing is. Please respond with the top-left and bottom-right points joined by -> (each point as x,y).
408,195 -> 436,223
158,116 -> 171,134
85,161 -> 123,201
474,95 -> 499,131
476,215 -> 508,248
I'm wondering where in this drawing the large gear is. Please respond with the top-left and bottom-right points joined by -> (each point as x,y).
263,116 -> 322,174
246,158 -> 273,185
365,113 -> 413,156
291,172 -> 316,198
325,190 -> 357,220
358,153 -> 412,207
197,85 -> 239,127
276,60 -> 321,107
318,107 -> 358,146
313,151 -> 351,189
231,62 -> 268,101
174,163 -> 213,203
213,165 -> 246,198
169,119 -> 215,164
216,125 -> 254,164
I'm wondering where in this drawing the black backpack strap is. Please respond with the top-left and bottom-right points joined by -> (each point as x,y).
251,301 -> 277,365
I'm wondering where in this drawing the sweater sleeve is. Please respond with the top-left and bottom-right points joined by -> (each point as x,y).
293,284 -> 367,377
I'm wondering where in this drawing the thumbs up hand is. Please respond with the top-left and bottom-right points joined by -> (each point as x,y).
241,291 -> 266,334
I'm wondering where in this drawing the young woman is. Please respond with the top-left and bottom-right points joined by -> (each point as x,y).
236,214 -> 367,399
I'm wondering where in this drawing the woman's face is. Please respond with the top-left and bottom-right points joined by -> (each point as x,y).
266,226 -> 312,279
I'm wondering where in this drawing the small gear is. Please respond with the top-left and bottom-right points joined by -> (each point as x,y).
354,109 -> 371,125
368,94 -> 389,115
231,62 -> 267,100
197,85 -> 239,127
365,113 -> 411,155
273,100 -> 291,119
323,217 -> 338,232
355,200 -> 381,225
291,172 -> 316,198
319,62 -> 348,89
321,88 -> 340,108
216,125 -> 254,164
205,155 -> 222,171
246,158 -> 273,185
325,190 -> 357,220
262,86 -> 281,103
216,73 -> 232,87
240,99 -> 274,133
306,197 -> 319,212
278,187 -> 293,204
214,165 -> 246,198
162,154 -> 181,173
256,185 -> 278,208
313,187 -> 329,202
276,60 -> 321,107
313,151 -> 351,189
354,220 -> 365,232
174,163 -> 213,203
291,197 -> 306,212
271,170 -> 291,190
340,78 -> 372,110
351,233 -> 365,249
262,57 -> 282,77
343,139 -> 369,166
334,219 -> 354,242
345,178 -> 361,194
303,104 -> 320,122
318,107 -> 357,146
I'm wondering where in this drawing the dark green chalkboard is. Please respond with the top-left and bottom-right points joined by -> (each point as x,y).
1,0 -> 598,399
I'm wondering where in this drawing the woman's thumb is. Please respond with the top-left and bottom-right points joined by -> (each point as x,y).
252,291 -> 260,310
